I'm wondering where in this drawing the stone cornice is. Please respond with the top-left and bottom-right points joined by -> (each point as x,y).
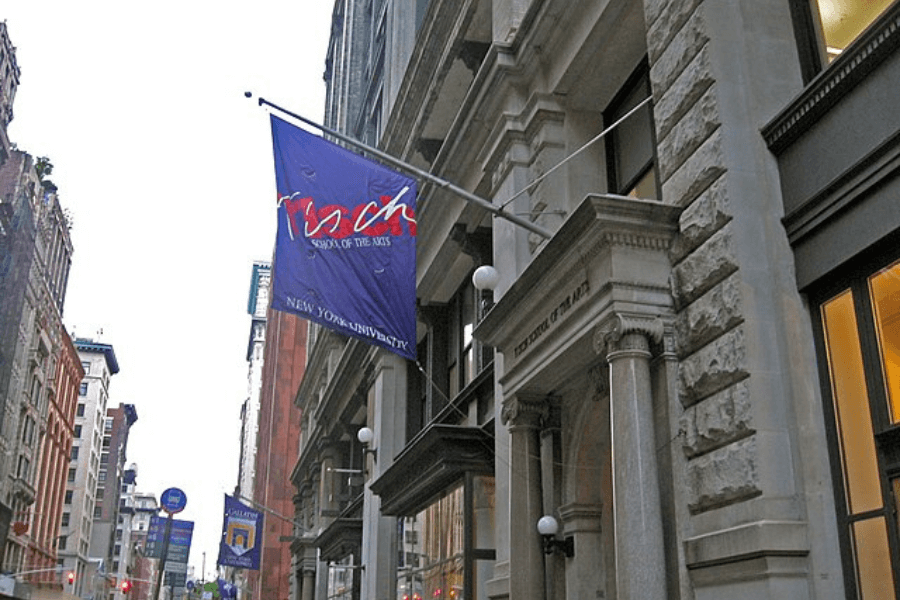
475,194 -> 680,350
381,0 -> 479,160
763,2 -> 900,154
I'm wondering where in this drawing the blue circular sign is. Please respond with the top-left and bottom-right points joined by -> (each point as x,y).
160,487 -> 187,514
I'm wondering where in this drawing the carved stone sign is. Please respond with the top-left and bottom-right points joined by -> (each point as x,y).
514,280 -> 590,358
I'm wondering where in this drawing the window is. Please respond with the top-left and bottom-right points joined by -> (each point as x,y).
76,403 -> 85,417
79,382 -> 88,396
16,455 -> 29,479
793,0 -> 897,78
71,446 -> 79,461
326,555 -> 356,600
61,512 -> 70,526
74,424 -> 82,438
21,415 -> 35,447
64,490 -> 73,504
604,64 -> 658,200
396,477 -> 495,600
81,361 -> 90,374
448,278 -> 485,398
67,468 -> 76,483
813,253 -> 900,598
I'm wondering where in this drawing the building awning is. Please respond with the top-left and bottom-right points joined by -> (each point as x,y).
369,424 -> 493,516
315,518 -> 362,562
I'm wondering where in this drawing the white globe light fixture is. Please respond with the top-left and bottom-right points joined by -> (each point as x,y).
357,427 -> 374,444
536,515 -> 559,536
357,426 -> 377,461
472,265 -> 500,291
537,514 -> 573,557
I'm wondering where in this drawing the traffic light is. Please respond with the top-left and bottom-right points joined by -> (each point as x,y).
66,571 -> 75,585
120,579 -> 132,593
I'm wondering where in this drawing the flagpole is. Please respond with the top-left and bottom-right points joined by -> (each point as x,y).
250,93 -> 553,240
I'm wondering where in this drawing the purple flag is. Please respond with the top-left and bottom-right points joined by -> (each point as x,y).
216,495 -> 263,570
269,115 -> 417,360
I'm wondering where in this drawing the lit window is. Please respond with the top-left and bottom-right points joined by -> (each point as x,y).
810,0 -> 895,61
815,255 -> 900,597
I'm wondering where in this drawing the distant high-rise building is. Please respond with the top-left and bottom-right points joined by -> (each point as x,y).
58,339 -> 119,598
91,404 -> 138,599
236,262 -> 270,501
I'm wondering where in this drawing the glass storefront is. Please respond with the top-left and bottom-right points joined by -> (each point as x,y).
396,476 -> 494,600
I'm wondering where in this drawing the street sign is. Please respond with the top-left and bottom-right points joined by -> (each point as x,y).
146,516 -> 193,561
160,488 -> 187,514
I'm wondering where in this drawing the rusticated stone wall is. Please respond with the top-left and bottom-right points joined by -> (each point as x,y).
645,0 -> 760,519
641,1 -> 847,596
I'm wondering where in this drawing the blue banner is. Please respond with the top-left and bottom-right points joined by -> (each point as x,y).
216,495 -> 263,570
269,115 -> 417,360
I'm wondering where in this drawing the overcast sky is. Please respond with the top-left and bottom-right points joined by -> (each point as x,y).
3,2 -> 331,580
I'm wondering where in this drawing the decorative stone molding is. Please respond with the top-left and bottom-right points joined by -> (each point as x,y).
501,394 -> 549,428
558,503 -> 603,535
684,520 -> 809,571
588,361 -> 610,401
763,2 -> 900,154
593,312 -> 666,357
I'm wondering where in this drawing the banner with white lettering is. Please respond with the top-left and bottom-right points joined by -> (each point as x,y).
269,115 -> 417,360
216,495 -> 263,570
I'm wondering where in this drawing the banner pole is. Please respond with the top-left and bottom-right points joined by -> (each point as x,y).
251,94 -> 553,240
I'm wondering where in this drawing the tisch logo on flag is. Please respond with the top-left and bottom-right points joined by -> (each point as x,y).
269,115 -> 417,360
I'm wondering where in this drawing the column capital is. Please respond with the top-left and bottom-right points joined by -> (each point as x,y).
593,311 -> 666,357
501,394 -> 549,428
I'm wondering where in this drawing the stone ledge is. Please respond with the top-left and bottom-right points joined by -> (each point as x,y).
685,520 -> 809,570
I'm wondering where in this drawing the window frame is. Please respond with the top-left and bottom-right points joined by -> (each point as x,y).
809,239 -> 900,598
790,0 -> 900,82
603,60 -> 660,200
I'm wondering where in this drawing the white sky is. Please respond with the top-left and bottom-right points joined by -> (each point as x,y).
3,2 -> 331,581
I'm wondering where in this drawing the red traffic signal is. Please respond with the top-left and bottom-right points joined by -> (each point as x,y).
66,572 -> 75,585
120,580 -> 132,593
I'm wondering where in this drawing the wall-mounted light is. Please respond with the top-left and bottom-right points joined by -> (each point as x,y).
357,427 -> 377,462
537,515 -> 573,557
472,265 -> 500,313
472,265 -> 499,291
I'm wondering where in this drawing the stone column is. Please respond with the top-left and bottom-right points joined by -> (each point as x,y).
300,565 -> 315,600
317,439 -> 341,524
501,394 -> 548,600
596,316 -> 667,600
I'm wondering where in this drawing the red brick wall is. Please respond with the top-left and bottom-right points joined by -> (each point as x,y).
248,310 -> 306,600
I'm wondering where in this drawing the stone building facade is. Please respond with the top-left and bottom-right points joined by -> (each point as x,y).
59,339 -> 120,598
0,23 -> 79,597
286,1 -> 900,599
